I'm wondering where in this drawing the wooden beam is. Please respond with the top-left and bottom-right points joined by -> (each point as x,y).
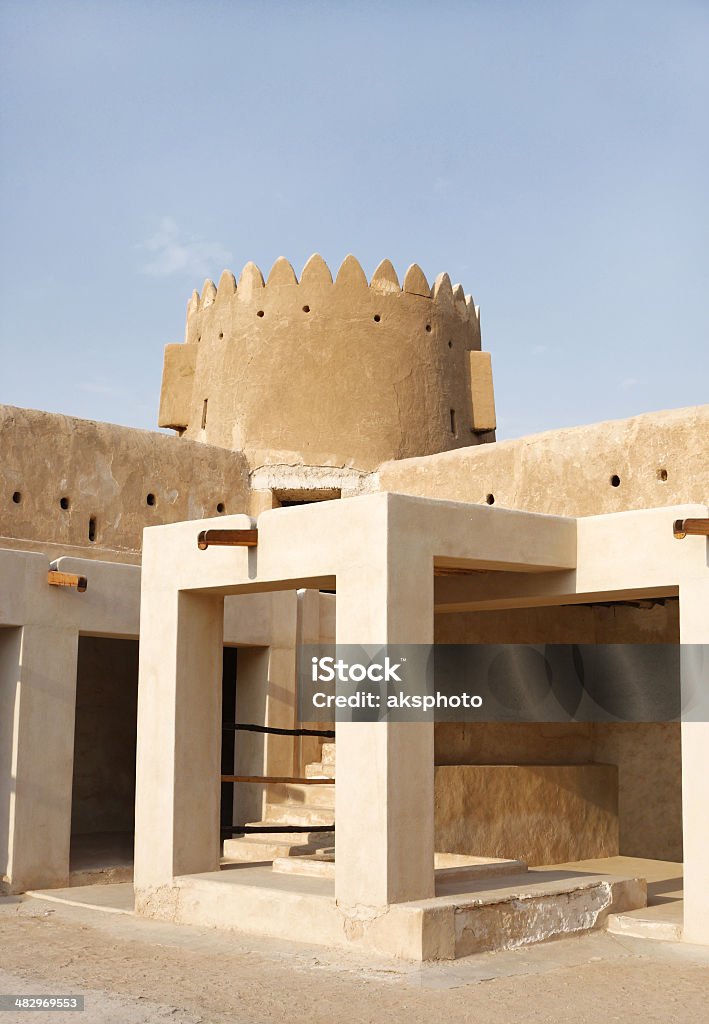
198,528 -> 258,550
221,774 -> 332,785
47,570 -> 87,592
674,518 -> 709,540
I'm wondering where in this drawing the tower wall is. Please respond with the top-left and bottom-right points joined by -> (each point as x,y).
159,255 -> 496,472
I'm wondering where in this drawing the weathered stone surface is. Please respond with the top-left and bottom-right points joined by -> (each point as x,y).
0,405 -> 250,560
434,764 -> 619,866
379,405 -> 709,516
469,351 -> 496,431
453,873 -> 646,956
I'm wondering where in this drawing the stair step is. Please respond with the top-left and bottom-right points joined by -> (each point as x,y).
320,742 -> 336,767
223,828 -> 334,864
606,904 -> 682,942
273,854 -> 335,878
305,763 -> 336,780
264,803 -> 335,827
268,782 -> 335,809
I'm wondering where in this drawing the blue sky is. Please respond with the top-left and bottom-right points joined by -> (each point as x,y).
1,0 -> 707,440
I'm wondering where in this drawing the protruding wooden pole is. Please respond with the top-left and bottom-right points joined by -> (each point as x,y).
47,570 -> 87,592
197,528 -> 258,550
674,519 -> 709,540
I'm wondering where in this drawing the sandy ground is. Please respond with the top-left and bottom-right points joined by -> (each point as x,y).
1,894 -> 709,1024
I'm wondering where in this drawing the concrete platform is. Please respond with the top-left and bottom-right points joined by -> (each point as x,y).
135,859 -> 647,960
26,881 -> 135,915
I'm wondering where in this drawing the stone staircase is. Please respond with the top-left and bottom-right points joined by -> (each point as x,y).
305,741 -> 335,780
222,742 -> 335,863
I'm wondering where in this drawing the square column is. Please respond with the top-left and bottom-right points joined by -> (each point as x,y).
335,541 -> 435,909
134,586 -> 224,889
680,577 -> 709,944
0,624 -> 79,892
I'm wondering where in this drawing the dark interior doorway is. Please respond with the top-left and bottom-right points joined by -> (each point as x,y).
70,636 -> 139,879
221,647 -> 238,833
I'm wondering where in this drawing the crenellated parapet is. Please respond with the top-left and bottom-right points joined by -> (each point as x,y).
159,254 -> 496,471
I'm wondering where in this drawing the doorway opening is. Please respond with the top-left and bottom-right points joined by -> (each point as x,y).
70,637 -> 139,882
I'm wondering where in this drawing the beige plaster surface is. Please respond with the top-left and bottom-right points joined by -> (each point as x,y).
0,546 -> 331,893
131,494 -> 707,954
679,578 -> 709,945
133,494 -> 578,918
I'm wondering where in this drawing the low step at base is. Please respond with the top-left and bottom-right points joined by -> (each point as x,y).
140,863 -> 647,960
606,902 -> 683,942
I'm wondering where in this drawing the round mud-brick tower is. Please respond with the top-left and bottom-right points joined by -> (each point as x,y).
158,255 -> 496,473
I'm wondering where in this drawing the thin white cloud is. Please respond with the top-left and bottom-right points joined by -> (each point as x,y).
138,218 -> 232,278
620,376 -> 639,391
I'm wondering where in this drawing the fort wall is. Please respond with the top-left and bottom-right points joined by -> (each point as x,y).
0,406 -> 250,562
378,405 -> 709,516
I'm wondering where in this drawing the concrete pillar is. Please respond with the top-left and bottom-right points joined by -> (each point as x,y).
335,542 -> 435,908
134,588 -> 224,889
680,577 -> 709,944
0,624 -> 79,892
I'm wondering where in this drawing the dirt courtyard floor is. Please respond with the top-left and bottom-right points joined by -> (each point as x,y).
1,893 -> 709,1024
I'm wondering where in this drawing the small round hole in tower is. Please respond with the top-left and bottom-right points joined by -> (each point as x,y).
610,474 -> 621,487
302,305 -> 310,313
146,493 -> 156,507
486,493 -> 495,505
219,332 -> 224,339
60,497 -> 70,511
657,468 -> 668,482
448,340 -> 453,348
257,310 -> 265,318
373,314 -> 381,323
425,324 -> 432,333
12,491 -> 21,504
216,502 -> 225,514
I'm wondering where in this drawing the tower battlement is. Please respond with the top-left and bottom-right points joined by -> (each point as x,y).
159,254 -> 496,471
